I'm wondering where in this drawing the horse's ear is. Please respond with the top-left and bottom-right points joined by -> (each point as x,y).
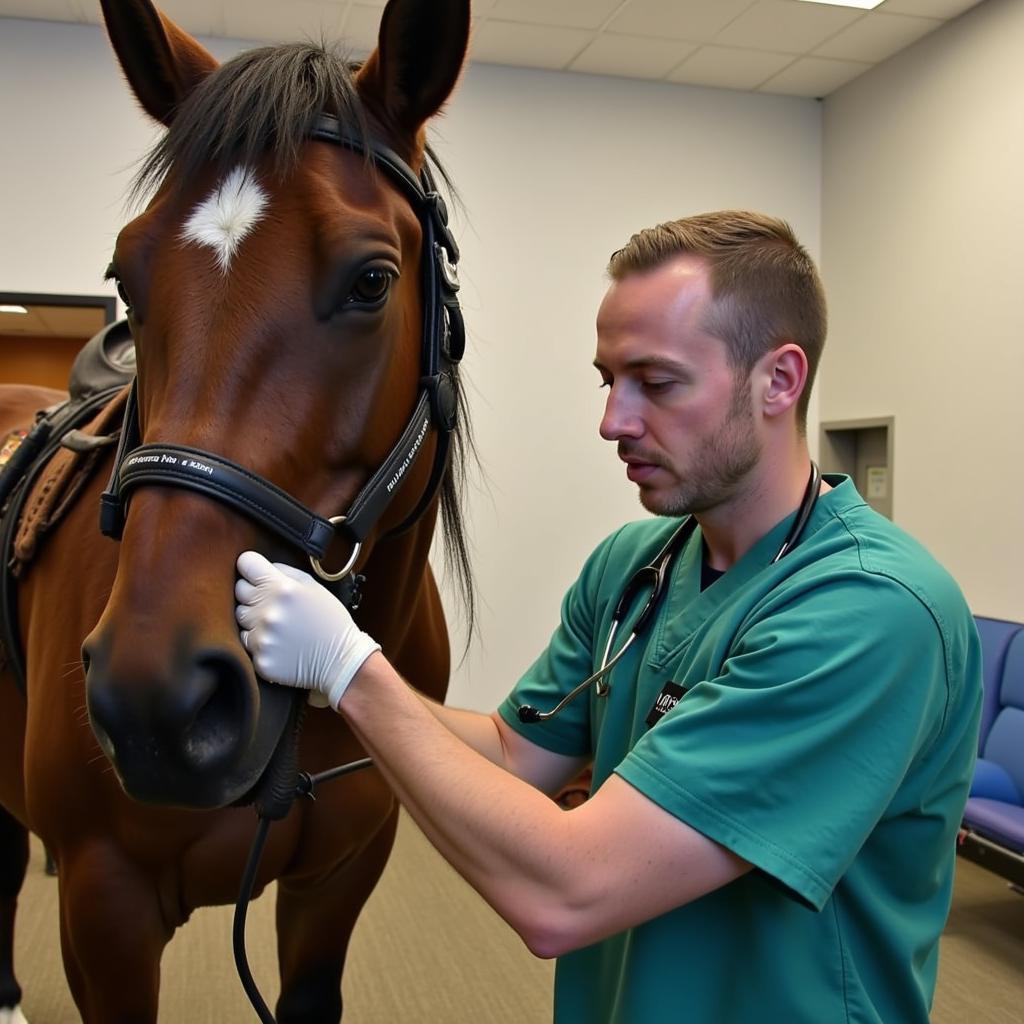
356,0 -> 470,140
99,0 -> 218,126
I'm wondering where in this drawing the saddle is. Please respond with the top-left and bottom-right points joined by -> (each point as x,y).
0,319 -> 135,688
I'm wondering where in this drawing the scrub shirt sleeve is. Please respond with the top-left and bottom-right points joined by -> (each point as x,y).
616,572 -> 953,911
497,526 -> 629,759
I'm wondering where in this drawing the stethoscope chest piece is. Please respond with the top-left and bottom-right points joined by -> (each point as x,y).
516,517 -> 693,724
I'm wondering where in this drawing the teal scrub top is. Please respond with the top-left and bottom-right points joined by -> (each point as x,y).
498,477 -> 982,1024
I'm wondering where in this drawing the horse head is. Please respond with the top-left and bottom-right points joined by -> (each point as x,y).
81,0 -> 471,810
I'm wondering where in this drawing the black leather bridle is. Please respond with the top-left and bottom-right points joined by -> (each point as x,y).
100,114 -> 465,586
96,117 -> 467,1023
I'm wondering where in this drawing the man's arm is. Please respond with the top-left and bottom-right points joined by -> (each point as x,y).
235,552 -> 751,954
415,693 -> 589,795
343,652 -> 751,958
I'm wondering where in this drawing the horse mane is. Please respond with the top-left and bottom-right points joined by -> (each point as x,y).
130,41 -> 477,639
131,41 -> 372,201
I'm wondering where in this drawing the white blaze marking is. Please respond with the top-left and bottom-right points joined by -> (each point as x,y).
181,166 -> 268,271
0,1006 -> 30,1024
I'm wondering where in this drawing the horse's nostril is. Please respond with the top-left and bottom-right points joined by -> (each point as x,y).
177,652 -> 253,772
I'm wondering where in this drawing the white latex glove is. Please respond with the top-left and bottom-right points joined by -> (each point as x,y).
235,550 -> 380,710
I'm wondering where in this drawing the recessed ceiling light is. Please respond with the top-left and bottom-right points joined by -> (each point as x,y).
795,0 -> 885,9
0,305 -> 29,315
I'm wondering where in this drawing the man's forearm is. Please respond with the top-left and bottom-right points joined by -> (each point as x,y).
413,686 -> 586,795
340,653 -> 579,951
339,653 -> 750,958
415,691 -> 510,767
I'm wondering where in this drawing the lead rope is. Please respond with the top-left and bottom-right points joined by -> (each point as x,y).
233,757 -> 375,1023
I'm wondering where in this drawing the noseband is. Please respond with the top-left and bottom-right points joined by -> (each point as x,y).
99,114 -> 465,584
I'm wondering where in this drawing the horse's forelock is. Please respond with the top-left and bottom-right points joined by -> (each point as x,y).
130,42 -> 370,208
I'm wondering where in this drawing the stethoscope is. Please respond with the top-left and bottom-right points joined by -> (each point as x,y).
517,461 -> 822,724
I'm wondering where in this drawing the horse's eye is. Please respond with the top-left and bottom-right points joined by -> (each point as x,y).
348,268 -> 393,306
116,279 -> 133,309
105,261 -> 132,311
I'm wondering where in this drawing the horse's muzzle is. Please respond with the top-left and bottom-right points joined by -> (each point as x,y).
81,632 -> 295,809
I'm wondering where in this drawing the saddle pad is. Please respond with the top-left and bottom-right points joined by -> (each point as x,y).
0,429 -> 28,471
12,389 -> 128,576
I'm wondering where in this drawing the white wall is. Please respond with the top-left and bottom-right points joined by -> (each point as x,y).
438,68 -> 821,708
0,16 -> 821,711
822,0 -> 1024,622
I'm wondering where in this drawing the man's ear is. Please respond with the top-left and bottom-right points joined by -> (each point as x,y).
758,344 -> 808,420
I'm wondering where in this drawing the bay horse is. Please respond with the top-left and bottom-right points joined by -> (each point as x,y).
0,0 -> 473,1020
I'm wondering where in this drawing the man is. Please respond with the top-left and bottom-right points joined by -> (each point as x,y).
235,211 -> 981,1023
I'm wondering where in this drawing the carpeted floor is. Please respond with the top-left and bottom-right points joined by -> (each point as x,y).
10,813 -> 1024,1022
13,813 -> 554,1023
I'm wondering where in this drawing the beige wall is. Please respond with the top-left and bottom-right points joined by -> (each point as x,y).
0,16 -> 822,711
4,4 -> 1018,711
822,0 -> 1024,621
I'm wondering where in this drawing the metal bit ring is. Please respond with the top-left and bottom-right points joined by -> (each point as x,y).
309,516 -> 362,582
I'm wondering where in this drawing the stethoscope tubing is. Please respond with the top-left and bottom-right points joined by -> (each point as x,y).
517,462 -> 821,726
517,626 -> 638,723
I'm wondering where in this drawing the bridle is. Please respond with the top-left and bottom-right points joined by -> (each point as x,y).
97,115 -> 466,1023
100,113 -> 465,586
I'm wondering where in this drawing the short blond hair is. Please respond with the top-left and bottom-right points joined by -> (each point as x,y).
609,211 -> 827,429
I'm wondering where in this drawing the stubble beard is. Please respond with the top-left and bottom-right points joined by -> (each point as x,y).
639,379 -> 761,518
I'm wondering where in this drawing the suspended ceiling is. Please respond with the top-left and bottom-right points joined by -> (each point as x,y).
0,0 -> 986,98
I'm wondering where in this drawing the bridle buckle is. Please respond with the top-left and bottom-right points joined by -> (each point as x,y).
309,515 -> 362,582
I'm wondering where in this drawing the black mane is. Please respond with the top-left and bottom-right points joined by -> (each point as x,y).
132,41 -> 476,637
132,42 -> 370,201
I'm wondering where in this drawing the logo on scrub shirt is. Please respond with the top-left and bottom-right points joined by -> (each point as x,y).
645,681 -> 688,729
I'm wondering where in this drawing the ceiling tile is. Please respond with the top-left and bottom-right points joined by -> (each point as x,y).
570,33 -> 698,80
469,20 -> 593,70
345,3 -> 489,54
222,0 -> 346,45
349,0 -> 499,10
814,11 -> 940,62
758,55 -> 870,97
668,45 -> 795,91
70,0 -> 101,25
0,303 -> 107,338
716,0 -> 863,54
0,0 -> 79,21
75,0 -> 224,35
879,0 -> 983,16
155,0 -> 225,38
344,4 -> 386,51
488,0 -> 622,30
606,0 -> 759,43
35,304 -> 109,339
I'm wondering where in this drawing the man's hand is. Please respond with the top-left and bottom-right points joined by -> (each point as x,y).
235,551 -> 380,709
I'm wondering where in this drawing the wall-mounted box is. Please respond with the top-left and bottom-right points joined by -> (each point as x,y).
819,416 -> 894,520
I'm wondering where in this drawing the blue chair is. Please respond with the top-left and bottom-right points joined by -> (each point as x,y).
959,616 -> 1024,886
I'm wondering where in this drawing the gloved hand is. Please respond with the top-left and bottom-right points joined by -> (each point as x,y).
235,550 -> 381,710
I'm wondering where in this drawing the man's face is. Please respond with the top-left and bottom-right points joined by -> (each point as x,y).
595,255 -> 761,516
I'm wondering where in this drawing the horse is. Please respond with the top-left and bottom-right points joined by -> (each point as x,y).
0,0 -> 473,1020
